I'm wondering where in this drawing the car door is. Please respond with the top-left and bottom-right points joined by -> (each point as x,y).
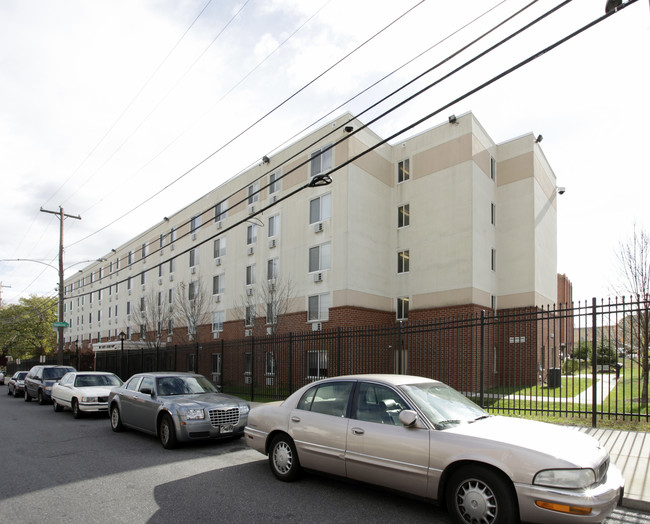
54,373 -> 75,407
288,381 -> 353,478
345,381 -> 430,497
126,376 -> 160,434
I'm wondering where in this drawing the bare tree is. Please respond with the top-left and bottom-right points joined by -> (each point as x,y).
614,223 -> 650,407
175,279 -> 210,344
135,288 -> 173,348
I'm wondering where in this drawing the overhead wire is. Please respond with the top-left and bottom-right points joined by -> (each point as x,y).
59,0 -> 631,307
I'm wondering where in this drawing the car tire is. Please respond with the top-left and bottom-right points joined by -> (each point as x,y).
72,399 -> 83,419
53,399 -> 64,412
269,434 -> 302,482
446,465 -> 517,524
7,387 -> 11,396
24,389 -> 32,402
38,390 -> 46,405
110,404 -> 124,432
159,414 -> 178,449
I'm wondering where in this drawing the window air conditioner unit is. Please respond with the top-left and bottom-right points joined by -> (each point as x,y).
214,295 -> 221,303
266,326 -> 273,335
312,322 -> 322,331
191,233 -> 197,241
158,278 -> 163,285
128,289 -> 131,295
269,239 -> 276,249
247,246 -> 254,256
244,329 -> 252,337
127,314 -> 131,321
248,206 -> 255,215
170,244 -> 175,251
213,331 -> 220,339
167,336 -> 172,342
216,221 -> 222,229
191,266 -> 196,274
266,377 -> 274,386
215,258 -> 221,266
314,222 -> 324,233
169,274 -> 174,281
246,288 -> 254,296
160,250 -> 164,256
270,195 -> 277,203
245,375 -> 252,384
313,272 -> 323,283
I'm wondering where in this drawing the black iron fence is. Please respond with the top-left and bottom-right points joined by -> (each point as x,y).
7,297 -> 649,426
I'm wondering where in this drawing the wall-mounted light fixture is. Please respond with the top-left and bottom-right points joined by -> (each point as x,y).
262,155 -> 270,164
536,134 -> 543,143
344,126 -> 354,133
448,115 -> 457,124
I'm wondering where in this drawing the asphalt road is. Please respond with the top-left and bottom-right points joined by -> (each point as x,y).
0,388 -> 648,524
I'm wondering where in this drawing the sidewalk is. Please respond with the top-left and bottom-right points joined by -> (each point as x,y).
575,427 -> 650,511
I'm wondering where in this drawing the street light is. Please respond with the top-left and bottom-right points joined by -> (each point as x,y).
119,331 -> 126,379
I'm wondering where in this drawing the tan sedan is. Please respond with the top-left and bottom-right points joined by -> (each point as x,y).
245,374 -> 623,524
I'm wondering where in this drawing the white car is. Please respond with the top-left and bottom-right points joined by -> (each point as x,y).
245,374 -> 624,524
51,371 -> 123,418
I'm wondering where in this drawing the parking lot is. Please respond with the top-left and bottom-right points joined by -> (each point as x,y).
1,388 -> 648,523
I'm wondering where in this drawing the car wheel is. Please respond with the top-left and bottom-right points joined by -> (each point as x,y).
7,387 -> 11,396
110,405 -> 124,432
72,399 -> 83,419
38,390 -> 46,405
269,434 -> 302,482
24,389 -> 32,402
53,399 -> 64,412
159,414 -> 178,449
446,465 -> 517,524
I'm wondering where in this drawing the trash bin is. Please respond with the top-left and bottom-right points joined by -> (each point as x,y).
548,367 -> 561,388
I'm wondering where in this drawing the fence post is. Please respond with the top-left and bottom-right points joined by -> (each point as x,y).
289,332 -> 293,394
591,297 -> 598,428
250,336 -> 255,402
195,343 -> 199,373
479,309 -> 485,407
337,327 -> 341,377
397,321 -> 403,374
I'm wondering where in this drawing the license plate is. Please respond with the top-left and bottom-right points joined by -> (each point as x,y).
220,424 -> 234,433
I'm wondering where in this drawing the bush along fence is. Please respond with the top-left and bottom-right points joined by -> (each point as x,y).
7,297 -> 649,427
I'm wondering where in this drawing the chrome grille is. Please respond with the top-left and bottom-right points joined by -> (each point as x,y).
598,459 -> 609,483
208,407 -> 240,427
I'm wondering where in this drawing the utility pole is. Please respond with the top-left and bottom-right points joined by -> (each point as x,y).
0,282 -> 11,308
40,207 -> 81,364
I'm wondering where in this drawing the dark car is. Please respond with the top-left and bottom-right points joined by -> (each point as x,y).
7,371 -> 29,397
108,372 -> 249,449
24,365 -> 76,404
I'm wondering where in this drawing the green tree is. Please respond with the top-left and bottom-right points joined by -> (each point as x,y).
0,295 -> 58,360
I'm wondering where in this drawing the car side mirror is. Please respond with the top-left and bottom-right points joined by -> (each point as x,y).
398,409 -> 419,427
140,387 -> 154,396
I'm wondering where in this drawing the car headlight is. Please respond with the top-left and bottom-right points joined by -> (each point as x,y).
80,396 -> 99,403
179,408 -> 205,421
240,404 -> 250,414
534,468 -> 596,489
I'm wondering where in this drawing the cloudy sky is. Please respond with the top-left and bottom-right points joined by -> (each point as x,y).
1,0 -> 648,307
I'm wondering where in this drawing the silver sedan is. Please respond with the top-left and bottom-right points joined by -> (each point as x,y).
108,372 -> 250,449
245,374 -> 623,524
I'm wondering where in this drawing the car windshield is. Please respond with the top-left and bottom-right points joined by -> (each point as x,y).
43,368 -> 74,380
156,375 -> 217,396
74,374 -> 122,387
401,382 -> 489,429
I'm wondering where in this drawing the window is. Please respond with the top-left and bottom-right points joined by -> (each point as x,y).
169,258 -> 175,274
269,169 -> 281,194
213,237 -> 226,258
188,281 -> 199,300
490,156 -> 497,181
212,273 -> 225,295
140,296 -> 146,312
266,302 -> 277,325
398,159 -> 410,183
397,250 -> 410,274
212,311 -> 224,332
267,258 -> 279,280
168,318 -> 174,334
114,305 -> 118,317
245,305 -> 255,326
244,352 -> 252,375
247,182 -> 259,205
170,227 -> 177,243
246,224 -> 257,245
491,202 -> 496,226
309,193 -> 331,224
354,383 -> 408,426
308,293 -> 330,321
190,214 -> 201,232
158,264 -> 164,277
141,243 -> 148,259
398,204 -> 410,228
212,353 -> 222,375
268,214 -> 280,237
97,289 -> 103,301
214,200 -> 228,222
310,144 -> 333,177
309,243 -> 331,272
265,351 -> 276,374
168,288 -> 174,304
189,247 -> 199,267
159,233 -> 165,248
126,301 -> 131,315
157,291 -> 163,307
397,297 -> 409,320
140,271 -> 147,285
128,250 -> 134,265
246,264 -> 256,286
140,324 -> 146,339
127,277 -> 132,290
305,352 -> 330,381
97,310 -> 102,322
491,248 -> 496,271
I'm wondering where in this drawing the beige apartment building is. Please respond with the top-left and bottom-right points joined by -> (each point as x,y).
62,111 -> 558,351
